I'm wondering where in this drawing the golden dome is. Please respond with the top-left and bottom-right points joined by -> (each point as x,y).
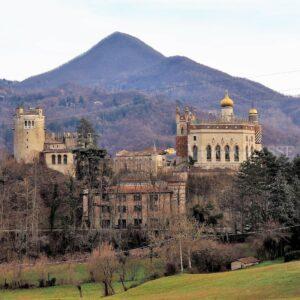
220,91 -> 234,107
249,108 -> 258,114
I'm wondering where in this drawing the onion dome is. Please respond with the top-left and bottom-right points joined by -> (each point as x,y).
249,108 -> 258,114
220,91 -> 234,107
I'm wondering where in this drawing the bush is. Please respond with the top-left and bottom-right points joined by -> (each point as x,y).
164,262 -> 178,276
284,250 -> 300,262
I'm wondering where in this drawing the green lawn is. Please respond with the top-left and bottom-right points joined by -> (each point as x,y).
0,260 -> 299,299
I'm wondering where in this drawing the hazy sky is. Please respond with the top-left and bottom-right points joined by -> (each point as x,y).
1,0 -> 300,95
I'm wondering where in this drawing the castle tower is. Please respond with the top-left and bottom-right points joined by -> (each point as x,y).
249,108 -> 259,123
175,106 -> 191,163
220,91 -> 234,122
13,107 -> 45,163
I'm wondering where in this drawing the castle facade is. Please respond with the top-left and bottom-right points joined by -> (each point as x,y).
176,92 -> 262,169
13,107 -> 76,176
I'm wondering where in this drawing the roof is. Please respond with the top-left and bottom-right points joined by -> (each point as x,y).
236,257 -> 259,264
116,147 -> 164,157
108,184 -> 171,194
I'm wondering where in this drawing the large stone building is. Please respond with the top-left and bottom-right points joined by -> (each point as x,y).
13,107 -> 76,175
176,92 -> 262,169
82,173 -> 187,229
113,147 -> 168,175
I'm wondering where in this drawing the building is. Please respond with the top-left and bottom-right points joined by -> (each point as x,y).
82,173 -> 187,229
176,92 -> 262,169
231,257 -> 260,270
13,107 -> 77,176
114,147 -> 167,175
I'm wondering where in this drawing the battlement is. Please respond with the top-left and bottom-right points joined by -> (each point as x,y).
15,107 -> 43,117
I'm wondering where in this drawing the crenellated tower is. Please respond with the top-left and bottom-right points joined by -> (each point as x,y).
13,107 -> 45,163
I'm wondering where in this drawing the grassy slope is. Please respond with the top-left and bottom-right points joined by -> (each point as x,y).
0,260 -> 299,300
110,260 -> 300,300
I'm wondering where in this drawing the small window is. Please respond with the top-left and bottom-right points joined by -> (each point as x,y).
52,154 -> 56,165
181,127 -> 184,135
251,146 -> 254,154
28,121 -> 31,128
134,194 -> 141,201
118,219 -> 126,229
101,220 -> 110,228
57,155 -> 62,164
24,120 -> 28,128
234,145 -> 239,162
63,154 -> 68,165
134,205 -> 142,212
192,145 -> 198,162
193,136 -> 197,141
118,206 -> 127,213
134,219 -> 142,226
149,194 -> 158,211
225,145 -> 230,161
206,145 -> 212,161
32,121 -> 34,127
215,145 -> 221,161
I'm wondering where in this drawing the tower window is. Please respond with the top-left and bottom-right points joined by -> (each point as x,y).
181,127 -> 184,135
225,145 -> 230,161
52,154 -> 56,165
193,136 -> 197,141
192,145 -> 198,162
24,120 -> 27,128
234,145 -> 239,162
215,145 -> 221,161
206,145 -> 212,161
57,155 -> 62,164
63,154 -> 68,165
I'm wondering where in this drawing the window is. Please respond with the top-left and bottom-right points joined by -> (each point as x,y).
118,205 -> 127,213
246,146 -> 249,159
234,145 -> 239,162
102,220 -> 110,228
117,194 -> 126,201
206,145 -> 212,161
57,155 -> 62,164
225,145 -> 230,161
24,120 -> 27,128
118,219 -> 126,229
181,127 -> 184,135
192,145 -> 198,162
134,194 -> 141,201
101,205 -> 110,213
134,219 -> 142,226
193,136 -> 197,141
134,205 -> 142,212
215,145 -> 221,161
63,154 -> 68,165
52,154 -> 56,165
149,194 -> 158,211
251,146 -> 254,154
32,121 -> 34,127
28,121 -> 31,128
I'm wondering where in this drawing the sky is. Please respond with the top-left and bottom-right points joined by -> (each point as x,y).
0,0 -> 300,95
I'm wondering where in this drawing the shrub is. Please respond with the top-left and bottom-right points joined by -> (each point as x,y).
284,250 -> 300,262
164,262 -> 178,276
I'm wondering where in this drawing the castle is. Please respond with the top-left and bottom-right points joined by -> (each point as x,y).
13,107 -> 76,176
176,92 -> 262,169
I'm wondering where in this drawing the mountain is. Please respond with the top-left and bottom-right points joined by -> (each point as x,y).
20,32 -> 165,89
2,32 -> 300,155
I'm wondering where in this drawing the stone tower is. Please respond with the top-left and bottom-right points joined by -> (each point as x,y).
13,107 -> 45,163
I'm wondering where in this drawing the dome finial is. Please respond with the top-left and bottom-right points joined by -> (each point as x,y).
220,90 -> 234,107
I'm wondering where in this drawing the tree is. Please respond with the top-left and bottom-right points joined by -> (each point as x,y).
77,118 -> 98,148
88,243 -> 118,296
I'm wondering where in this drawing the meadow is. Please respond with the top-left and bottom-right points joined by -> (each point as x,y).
0,260 -> 299,299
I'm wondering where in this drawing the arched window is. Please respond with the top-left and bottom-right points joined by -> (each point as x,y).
206,145 -> 212,161
181,127 -> 184,135
225,145 -> 230,161
215,145 -> 221,161
24,120 -> 28,128
57,155 -> 62,164
52,154 -> 56,165
246,146 -> 249,159
63,154 -> 68,165
28,121 -> 31,128
192,145 -> 198,162
234,145 -> 239,162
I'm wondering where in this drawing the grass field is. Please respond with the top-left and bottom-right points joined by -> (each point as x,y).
0,260 -> 299,299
